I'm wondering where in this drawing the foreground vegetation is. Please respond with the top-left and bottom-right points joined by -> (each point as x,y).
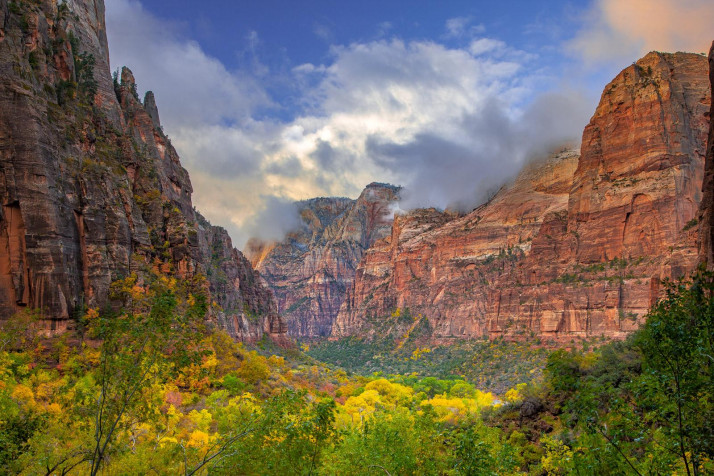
1,268 -> 712,474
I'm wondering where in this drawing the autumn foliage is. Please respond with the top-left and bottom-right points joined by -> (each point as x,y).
0,269 -> 713,474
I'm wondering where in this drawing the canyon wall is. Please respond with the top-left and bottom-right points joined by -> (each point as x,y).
0,0 -> 285,342
699,42 -> 714,266
332,149 -> 580,339
247,183 -> 399,338
334,51 -> 711,342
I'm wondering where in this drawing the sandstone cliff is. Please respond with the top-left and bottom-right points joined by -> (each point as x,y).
332,149 -> 580,339
246,183 -> 399,338
699,42 -> 714,266
334,51 -> 711,343
0,0 -> 285,342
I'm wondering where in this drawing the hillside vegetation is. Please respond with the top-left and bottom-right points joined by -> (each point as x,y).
306,332 -> 551,395
1,268 -> 712,474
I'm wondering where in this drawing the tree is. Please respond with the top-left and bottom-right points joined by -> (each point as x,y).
84,275 -> 207,475
212,392 -> 337,475
635,269 -> 714,476
548,269 -> 714,475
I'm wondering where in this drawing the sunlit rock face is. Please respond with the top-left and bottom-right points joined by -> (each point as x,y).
332,149 -> 580,340
0,0 -> 285,343
247,183 -> 400,338
334,51 -> 711,343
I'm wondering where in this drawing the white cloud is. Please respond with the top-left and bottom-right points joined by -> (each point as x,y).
444,17 -> 485,38
313,23 -> 333,42
106,0 -> 590,248
292,63 -> 326,74
570,0 -> 714,64
105,0 -> 270,128
376,22 -> 393,38
445,17 -> 469,37
469,38 -> 507,56
365,89 -> 591,211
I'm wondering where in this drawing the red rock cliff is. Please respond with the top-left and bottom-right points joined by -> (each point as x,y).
247,183 -> 399,338
488,52 -> 709,341
0,0 -> 285,342
332,149 -> 580,339
334,51 -> 710,342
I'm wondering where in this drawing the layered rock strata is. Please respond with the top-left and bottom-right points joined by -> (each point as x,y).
332,149 -> 580,339
334,52 -> 711,342
246,183 -> 399,338
0,0 -> 285,342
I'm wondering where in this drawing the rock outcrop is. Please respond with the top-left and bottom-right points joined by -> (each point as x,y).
699,42 -> 714,266
0,0 -> 285,342
246,183 -> 399,338
332,149 -> 580,339
334,51 -> 711,343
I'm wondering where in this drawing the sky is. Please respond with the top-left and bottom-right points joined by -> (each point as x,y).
104,0 -> 714,248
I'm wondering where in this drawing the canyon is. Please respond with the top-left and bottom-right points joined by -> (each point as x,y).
334,51 -> 711,342
257,51 -> 711,344
0,1 -> 712,472
247,183 -> 399,338
0,0 -> 712,349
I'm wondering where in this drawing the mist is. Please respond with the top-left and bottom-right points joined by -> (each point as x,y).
367,90 -> 593,212
234,196 -> 302,248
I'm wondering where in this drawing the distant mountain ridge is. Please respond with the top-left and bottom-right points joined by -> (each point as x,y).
246,183 -> 400,337
250,51 -> 712,345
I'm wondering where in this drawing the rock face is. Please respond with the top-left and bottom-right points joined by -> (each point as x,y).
0,0 -> 286,342
332,149 -> 580,339
334,52 -> 711,343
699,42 -> 714,266
246,183 -> 399,338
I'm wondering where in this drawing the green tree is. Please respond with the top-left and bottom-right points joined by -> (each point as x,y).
635,269 -> 714,475
544,269 -> 714,476
212,391 -> 336,475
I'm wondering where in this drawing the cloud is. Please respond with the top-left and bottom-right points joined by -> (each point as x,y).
445,17 -> 469,37
269,38 -> 590,212
239,196 -> 303,244
366,90 -> 591,211
105,0 -> 270,128
293,63 -> 326,74
570,0 -> 714,64
171,126 -> 263,178
313,23 -> 333,42
376,22 -> 393,38
469,38 -> 507,56
444,17 -> 485,39
106,0 -> 591,248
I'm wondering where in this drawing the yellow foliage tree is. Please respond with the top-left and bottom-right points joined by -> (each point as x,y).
364,378 -> 413,406
237,351 -> 270,385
